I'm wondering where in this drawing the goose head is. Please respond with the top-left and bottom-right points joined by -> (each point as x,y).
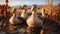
31,4 -> 37,16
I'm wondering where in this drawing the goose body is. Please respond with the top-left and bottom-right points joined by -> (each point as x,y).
27,11 -> 43,27
21,10 -> 31,20
9,13 -> 23,25
21,11 -> 28,20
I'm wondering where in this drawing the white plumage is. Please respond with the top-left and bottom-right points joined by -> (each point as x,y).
21,10 -> 31,20
9,13 -> 23,25
27,11 -> 43,27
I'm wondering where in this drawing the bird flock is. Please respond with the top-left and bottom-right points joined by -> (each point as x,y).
9,4 -> 46,27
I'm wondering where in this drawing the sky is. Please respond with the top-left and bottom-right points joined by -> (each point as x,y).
0,0 -> 60,6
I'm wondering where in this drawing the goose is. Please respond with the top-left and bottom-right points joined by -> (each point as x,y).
21,5 -> 31,20
26,5 -> 43,27
9,12 -> 24,25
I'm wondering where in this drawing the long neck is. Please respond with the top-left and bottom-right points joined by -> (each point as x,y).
13,13 -> 16,17
32,11 -> 36,16
42,11 -> 45,16
22,10 -> 26,14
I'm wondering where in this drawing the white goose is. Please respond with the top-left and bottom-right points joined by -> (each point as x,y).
21,5 -> 31,20
9,13 -> 23,25
26,5 -> 43,27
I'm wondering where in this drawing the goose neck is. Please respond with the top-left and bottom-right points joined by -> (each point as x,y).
23,10 -> 26,13
32,11 -> 36,16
